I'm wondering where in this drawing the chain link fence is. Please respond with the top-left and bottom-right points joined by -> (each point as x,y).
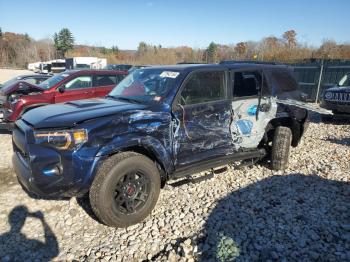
292,59 -> 350,102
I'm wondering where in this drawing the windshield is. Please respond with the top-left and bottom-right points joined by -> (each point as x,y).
38,72 -> 70,89
108,68 -> 180,103
338,74 -> 350,87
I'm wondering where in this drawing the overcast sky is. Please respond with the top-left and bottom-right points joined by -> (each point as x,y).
1,0 -> 349,49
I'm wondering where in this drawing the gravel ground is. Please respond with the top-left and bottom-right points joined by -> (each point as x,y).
0,117 -> 349,261
0,69 -> 33,84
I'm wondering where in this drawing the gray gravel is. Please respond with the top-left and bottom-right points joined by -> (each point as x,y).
0,119 -> 349,261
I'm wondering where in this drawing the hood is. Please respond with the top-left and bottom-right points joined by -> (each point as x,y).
21,98 -> 148,129
0,81 -> 44,96
325,85 -> 350,92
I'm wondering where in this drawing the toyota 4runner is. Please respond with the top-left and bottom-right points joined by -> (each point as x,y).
13,62 -> 312,227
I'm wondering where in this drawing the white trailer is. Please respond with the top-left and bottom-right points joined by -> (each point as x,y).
27,62 -> 42,72
50,59 -> 66,73
65,57 -> 107,70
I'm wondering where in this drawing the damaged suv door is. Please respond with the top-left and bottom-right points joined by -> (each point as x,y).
231,70 -> 277,150
172,70 -> 233,167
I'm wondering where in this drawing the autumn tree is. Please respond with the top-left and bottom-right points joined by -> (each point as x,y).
137,41 -> 148,56
111,45 -> 119,54
53,28 -> 74,58
283,30 -> 297,49
318,40 -> 339,59
235,42 -> 248,58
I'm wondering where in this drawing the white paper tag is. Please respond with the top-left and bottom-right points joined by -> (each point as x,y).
160,71 -> 179,78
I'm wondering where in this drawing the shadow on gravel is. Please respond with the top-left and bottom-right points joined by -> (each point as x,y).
0,205 -> 59,262
323,137 -> 350,146
198,174 -> 350,261
76,194 -> 100,223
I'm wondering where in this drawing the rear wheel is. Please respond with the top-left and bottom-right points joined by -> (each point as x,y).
89,152 -> 161,227
270,126 -> 292,171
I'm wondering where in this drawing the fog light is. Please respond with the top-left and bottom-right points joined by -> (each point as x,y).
43,166 -> 60,176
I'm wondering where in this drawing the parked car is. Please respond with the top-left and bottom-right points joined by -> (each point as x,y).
128,65 -> 150,74
106,64 -> 133,71
320,73 -> 350,119
0,74 -> 51,89
13,63 -> 311,227
0,70 -> 127,130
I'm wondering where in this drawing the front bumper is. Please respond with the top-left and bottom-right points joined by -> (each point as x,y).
12,120 -> 101,197
320,100 -> 350,114
0,107 -> 14,130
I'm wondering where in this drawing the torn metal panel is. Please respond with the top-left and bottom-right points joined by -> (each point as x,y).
231,97 -> 277,149
172,101 -> 233,167
275,99 -> 333,115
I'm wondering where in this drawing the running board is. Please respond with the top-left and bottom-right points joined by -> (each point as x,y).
170,148 -> 266,179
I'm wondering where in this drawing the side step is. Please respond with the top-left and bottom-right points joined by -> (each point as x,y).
170,148 -> 266,180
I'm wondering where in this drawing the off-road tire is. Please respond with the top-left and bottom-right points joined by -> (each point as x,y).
270,126 -> 292,171
89,152 -> 161,227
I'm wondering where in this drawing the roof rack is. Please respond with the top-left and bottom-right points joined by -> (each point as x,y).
219,60 -> 281,65
177,62 -> 207,64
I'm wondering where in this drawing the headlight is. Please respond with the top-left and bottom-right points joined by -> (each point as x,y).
34,129 -> 88,150
324,92 -> 333,100
9,94 -> 20,104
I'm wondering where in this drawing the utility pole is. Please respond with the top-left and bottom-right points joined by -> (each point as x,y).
315,59 -> 324,103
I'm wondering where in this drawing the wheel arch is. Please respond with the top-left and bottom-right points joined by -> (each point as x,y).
265,117 -> 302,147
95,136 -> 173,185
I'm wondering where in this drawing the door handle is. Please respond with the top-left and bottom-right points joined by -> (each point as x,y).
83,91 -> 90,94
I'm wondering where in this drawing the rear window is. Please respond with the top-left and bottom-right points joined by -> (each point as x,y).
270,69 -> 299,93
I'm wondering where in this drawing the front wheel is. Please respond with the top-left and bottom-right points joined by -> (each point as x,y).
89,152 -> 161,227
270,126 -> 292,171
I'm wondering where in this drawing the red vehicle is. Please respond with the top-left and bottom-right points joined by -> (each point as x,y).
0,70 -> 127,130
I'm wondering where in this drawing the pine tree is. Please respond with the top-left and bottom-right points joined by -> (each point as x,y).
206,42 -> 218,63
53,28 -> 74,58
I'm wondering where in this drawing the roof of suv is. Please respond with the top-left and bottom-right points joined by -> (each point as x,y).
64,69 -> 128,75
143,63 -> 291,72
17,74 -> 51,79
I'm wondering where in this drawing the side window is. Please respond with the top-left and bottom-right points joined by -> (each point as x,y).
25,78 -> 37,85
36,78 -> 48,84
116,74 -> 126,83
233,71 -> 269,98
180,71 -> 225,105
64,76 -> 92,89
95,75 -> 117,87
270,70 -> 298,93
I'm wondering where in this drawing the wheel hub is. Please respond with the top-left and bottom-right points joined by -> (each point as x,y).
126,184 -> 136,197
114,171 -> 151,214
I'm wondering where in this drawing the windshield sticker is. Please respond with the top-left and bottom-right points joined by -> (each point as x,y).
62,74 -> 70,77
160,71 -> 179,78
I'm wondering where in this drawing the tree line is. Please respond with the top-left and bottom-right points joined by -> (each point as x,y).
0,27 -> 350,68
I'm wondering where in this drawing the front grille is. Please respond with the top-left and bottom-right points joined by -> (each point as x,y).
325,92 -> 350,103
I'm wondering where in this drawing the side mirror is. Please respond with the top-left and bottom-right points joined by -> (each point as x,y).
57,86 -> 65,93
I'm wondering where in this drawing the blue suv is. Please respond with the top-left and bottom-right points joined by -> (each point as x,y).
12,63 -> 309,227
